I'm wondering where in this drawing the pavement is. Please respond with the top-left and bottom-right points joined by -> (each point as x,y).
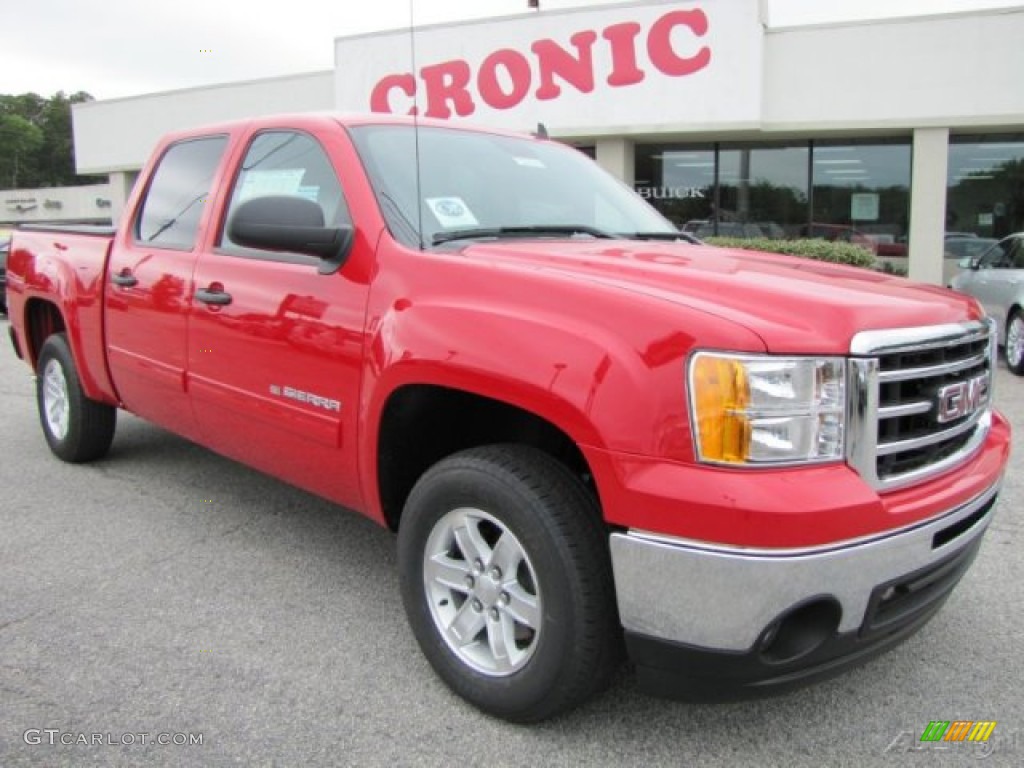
1,314 -> 1021,768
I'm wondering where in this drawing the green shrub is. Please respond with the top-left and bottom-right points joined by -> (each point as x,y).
703,237 -> 877,269
877,260 -> 909,277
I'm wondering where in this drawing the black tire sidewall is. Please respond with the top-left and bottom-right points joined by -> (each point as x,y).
36,333 -> 113,462
398,449 -> 600,721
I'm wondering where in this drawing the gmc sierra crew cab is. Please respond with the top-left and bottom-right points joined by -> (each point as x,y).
5,113 -> 1010,722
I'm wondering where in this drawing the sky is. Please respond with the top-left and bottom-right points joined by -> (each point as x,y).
0,0 -> 1020,101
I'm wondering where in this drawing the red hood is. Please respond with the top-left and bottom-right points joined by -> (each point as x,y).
457,240 -> 982,354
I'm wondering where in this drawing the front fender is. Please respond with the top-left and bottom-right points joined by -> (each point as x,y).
357,279 -> 765,519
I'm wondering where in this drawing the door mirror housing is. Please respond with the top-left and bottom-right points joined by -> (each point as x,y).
228,195 -> 353,273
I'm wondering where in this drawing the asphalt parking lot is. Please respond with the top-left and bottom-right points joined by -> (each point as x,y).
1,314 -> 1021,768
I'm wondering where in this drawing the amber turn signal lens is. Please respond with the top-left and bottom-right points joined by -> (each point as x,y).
690,355 -> 751,463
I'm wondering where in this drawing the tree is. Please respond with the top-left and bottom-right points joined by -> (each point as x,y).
0,91 -> 104,189
0,114 -> 44,189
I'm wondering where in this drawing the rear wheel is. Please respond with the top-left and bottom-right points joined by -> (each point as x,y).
397,444 -> 620,722
1007,309 -> 1024,375
36,333 -> 116,462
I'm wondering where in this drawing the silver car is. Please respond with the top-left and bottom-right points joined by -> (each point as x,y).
951,233 -> 1024,375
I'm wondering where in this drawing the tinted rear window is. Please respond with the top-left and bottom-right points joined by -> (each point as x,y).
135,136 -> 228,250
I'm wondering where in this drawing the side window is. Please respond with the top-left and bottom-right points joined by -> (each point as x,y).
980,238 -> 1013,268
1011,238 -> 1024,269
220,131 -> 349,253
135,136 -> 228,250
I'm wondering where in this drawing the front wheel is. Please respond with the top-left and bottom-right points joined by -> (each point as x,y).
1006,310 -> 1024,375
397,445 -> 620,722
36,333 -> 116,462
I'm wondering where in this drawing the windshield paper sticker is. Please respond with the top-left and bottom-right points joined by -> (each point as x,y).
514,157 -> 546,168
426,197 -> 479,228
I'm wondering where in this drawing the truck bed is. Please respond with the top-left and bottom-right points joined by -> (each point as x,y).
8,228 -> 119,404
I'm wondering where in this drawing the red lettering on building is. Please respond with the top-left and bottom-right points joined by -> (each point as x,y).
532,30 -> 597,100
602,23 -> 646,87
370,74 -> 417,115
420,60 -> 475,119
478,49 -> 532,110
369,7 -> 714,117
647,9 -> 710,77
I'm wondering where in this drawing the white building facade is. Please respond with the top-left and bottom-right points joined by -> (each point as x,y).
68,0 -> 1024,284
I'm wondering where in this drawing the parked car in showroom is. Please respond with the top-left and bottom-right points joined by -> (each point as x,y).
950,232 -> 1024,374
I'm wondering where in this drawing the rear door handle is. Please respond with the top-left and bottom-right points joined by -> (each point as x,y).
111,271 -> 138,287
195,286 -> 233,306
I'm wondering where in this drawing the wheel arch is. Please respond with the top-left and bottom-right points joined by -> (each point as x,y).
22,298 -> 67,369
374,382 -> 600,531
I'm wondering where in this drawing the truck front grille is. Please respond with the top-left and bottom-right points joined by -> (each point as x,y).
847,320 -> 996,491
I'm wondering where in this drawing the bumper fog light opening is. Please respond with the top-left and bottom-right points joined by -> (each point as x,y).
758,597 -> 842,665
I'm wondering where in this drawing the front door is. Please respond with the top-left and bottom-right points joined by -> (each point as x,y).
187,128 -> 371,509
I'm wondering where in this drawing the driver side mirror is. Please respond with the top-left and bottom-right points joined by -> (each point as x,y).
228,195 -> 353,274
958,257 -> 980,271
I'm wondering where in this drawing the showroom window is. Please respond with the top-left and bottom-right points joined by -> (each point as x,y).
718,143 -> 808,239
634,139 -> 911,251
947,135 -> 1024,239
811,140 -> 911,258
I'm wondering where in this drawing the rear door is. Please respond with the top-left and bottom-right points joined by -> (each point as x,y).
187,126 -> 372,510
105,135 -> 229,437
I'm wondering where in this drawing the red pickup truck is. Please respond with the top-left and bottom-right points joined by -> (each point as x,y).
5,113 -> 1010,722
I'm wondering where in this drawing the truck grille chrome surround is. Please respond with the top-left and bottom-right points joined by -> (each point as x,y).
847,319 -> 996,491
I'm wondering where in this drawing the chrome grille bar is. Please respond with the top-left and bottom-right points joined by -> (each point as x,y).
877,351 -> 988,382
846,319 -> 995,491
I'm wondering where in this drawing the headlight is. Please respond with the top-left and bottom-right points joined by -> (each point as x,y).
688,352 -> 846,466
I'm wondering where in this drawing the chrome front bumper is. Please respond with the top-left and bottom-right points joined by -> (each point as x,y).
610,479 -> 1000,653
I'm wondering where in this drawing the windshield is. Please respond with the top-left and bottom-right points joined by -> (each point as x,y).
348,124 -> 676,248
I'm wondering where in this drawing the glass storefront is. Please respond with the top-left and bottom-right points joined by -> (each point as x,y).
947,135 -> 1024,239
719,144 -> 808,239
635,139 -> 911,254
812,140 -> 911,258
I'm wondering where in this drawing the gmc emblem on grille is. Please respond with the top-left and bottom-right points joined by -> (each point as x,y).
936,373 -> 990,424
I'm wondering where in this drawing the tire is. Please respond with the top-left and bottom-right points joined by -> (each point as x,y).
1006,309 -> 1024,376
397,444 -> 621,722
36,333 -> 116,462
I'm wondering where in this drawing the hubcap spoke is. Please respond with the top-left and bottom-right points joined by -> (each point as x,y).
485,611 -> 516,672
488,532 -> 522,579
448,599 -> 486,646
426,553 -> 472,592
453,515 -> 490,565
502,583 -> 541,629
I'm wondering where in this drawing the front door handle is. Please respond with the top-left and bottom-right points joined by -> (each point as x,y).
111,271 -> 138,287
195,286 -> 233,306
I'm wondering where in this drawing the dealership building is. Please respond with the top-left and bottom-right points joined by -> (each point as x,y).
9,0 -> 1024,284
